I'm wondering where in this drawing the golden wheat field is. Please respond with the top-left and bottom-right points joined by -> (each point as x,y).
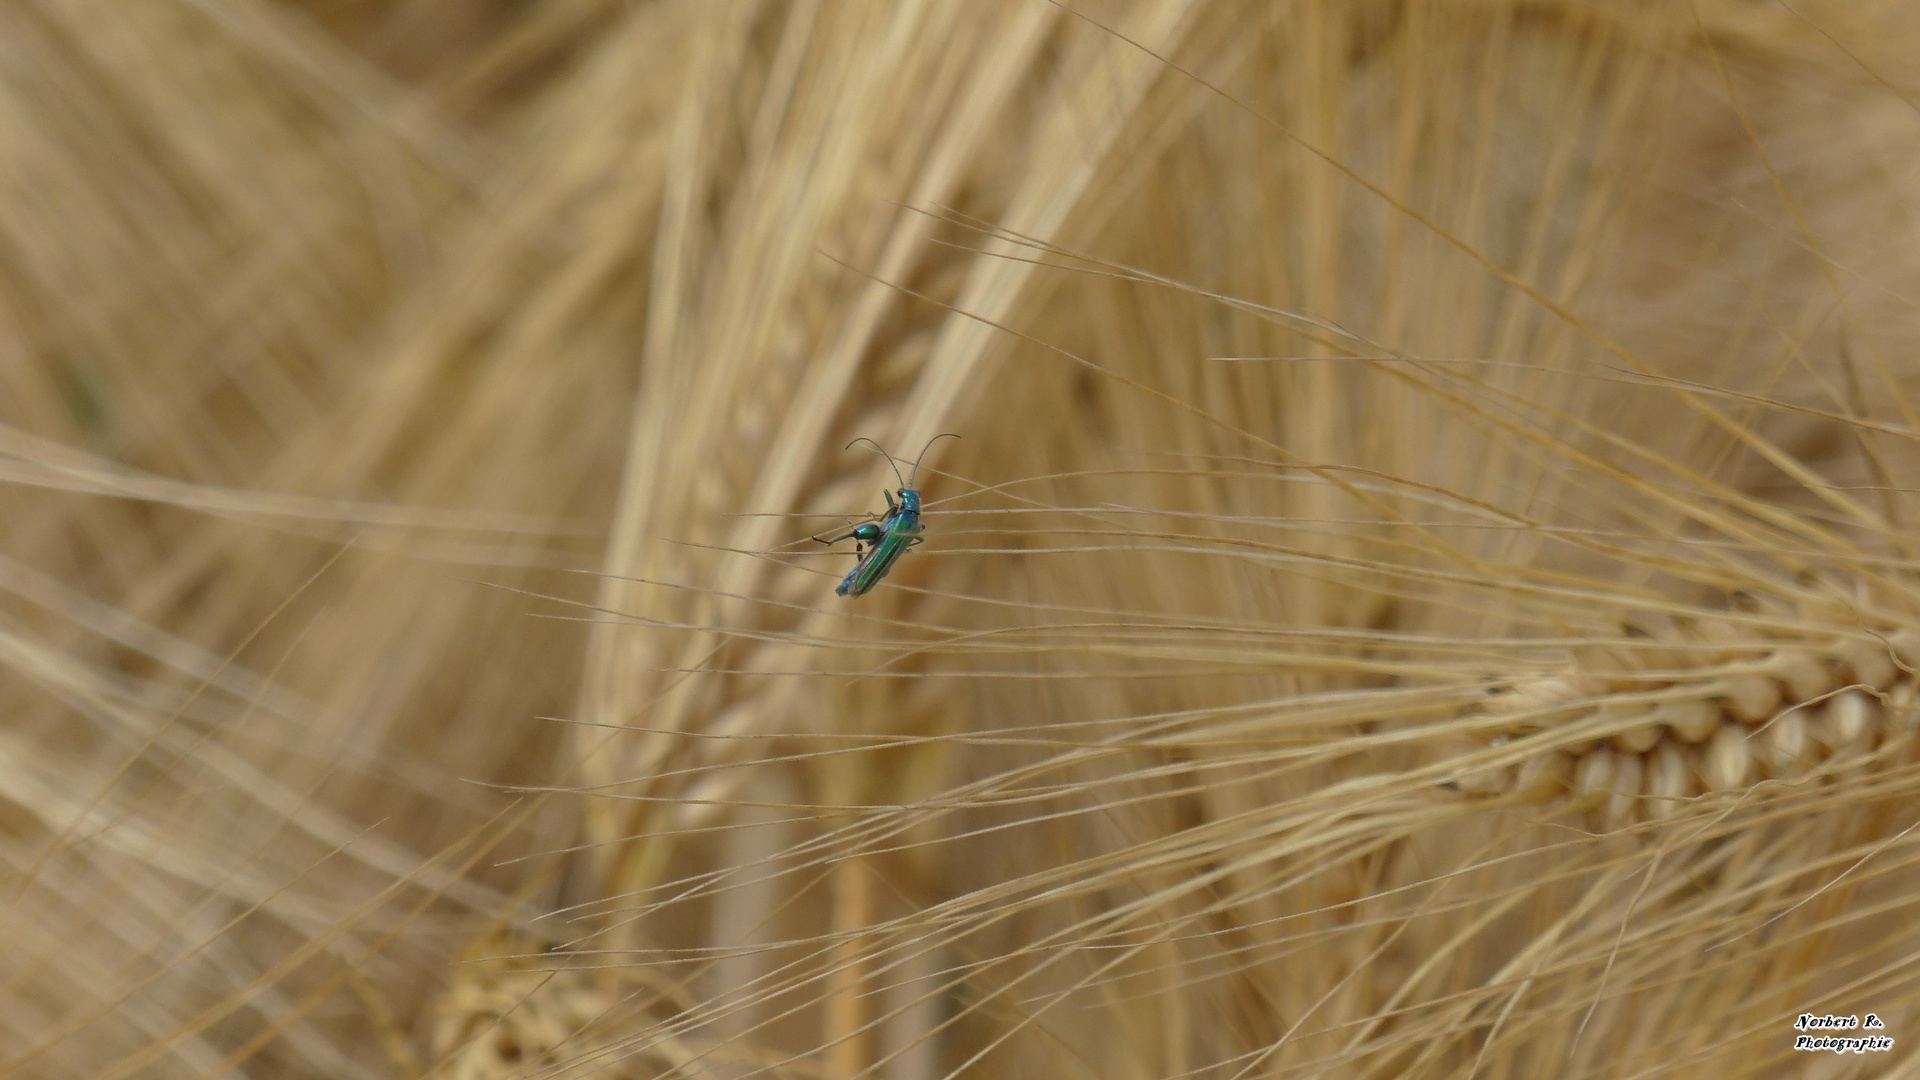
11,0 -> 1920,1076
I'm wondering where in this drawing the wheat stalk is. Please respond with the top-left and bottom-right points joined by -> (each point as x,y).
7,1 -> 1920,1078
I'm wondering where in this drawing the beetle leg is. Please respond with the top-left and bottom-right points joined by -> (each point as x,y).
814,514 -> 883,547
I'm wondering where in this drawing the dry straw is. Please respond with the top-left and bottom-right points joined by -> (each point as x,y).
4,0 -> 1920,1077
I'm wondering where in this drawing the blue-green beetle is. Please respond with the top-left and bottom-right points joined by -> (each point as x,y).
816,433 -> 957,597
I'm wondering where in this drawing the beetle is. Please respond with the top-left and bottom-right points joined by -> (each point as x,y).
815,433 -> 958,597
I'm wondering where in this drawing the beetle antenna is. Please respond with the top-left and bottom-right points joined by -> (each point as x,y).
845,437 -> 907,490
905,432 -> 960,487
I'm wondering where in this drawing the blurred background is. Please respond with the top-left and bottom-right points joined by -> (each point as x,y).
6,1 -> 1920,1077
